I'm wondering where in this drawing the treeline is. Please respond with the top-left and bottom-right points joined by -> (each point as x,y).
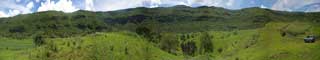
0,11 -> 110,38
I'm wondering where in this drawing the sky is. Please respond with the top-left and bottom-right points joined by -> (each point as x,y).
0,0 -> 320,18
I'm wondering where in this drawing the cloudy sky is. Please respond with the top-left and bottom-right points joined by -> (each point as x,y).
0,0 -> 320,17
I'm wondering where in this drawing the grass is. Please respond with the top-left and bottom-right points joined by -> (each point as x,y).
25,32 -> 184,60
209,22 -> 320,60
0,6 -> 320,60
1,21 -> 320,60
0,38 -> 34,60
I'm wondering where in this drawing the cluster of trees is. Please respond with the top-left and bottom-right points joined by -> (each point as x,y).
181,41 -> 197,56
0,11 -> 110,38
199,32 -> 214,53
179,32 -> 214,56
135,26 -> 214,56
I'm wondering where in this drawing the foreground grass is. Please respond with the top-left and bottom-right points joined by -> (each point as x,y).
1,22 -> 320,60
0,38 -> 34,60
28,32 -> 183,60
211,22 -> 320,60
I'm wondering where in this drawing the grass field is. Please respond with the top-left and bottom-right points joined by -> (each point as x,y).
1,21 -> 319,60
0,6 -> 320,60
0,38 -> 34,60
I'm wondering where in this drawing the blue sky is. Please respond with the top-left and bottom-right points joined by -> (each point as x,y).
1,0 -> 320,18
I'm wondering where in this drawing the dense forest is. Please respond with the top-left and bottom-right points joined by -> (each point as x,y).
0,5 -> 320,60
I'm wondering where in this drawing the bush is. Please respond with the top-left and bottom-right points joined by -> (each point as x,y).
159,33 -> 179,54
34,35 -> 45,46
135,26 -> 161,43
135,26 -> 152,38
200,32 -> 214,53
9,26 -> 25,33
181,41 -> 197,56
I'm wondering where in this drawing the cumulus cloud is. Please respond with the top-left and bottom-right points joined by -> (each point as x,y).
0,9 -> 23,18
38,0 -> 79,12
0,11 -> 9,18
260,5 -> 267,8
8,9 -> 21,16
26,2 -> 34,9
304,3 -> 320,12
0,0 -> 32,14
272,0 -> 320,11
143,0 -> 162,8
85,0 -> 94,10
0,0 -> 33,17
2,0 -> 320,18
93,0 -> 144,11
35,0 -> 40,3
92,0 -> 241,11
16,0 -> 21,3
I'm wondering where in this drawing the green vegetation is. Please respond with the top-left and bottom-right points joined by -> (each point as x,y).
0,6 -> 320,60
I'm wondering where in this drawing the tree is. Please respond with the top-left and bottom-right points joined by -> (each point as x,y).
34,35 -> 45,46
200,32 -> 214,53
135,26 -> 152,39
181,41 -> 197,56
135,25 -> 161,43
159,33 -> 179,54
9,26 -> 25,33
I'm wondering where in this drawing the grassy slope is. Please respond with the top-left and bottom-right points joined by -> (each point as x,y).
26,32 -> 183,60
0,6 -> 320,60
212,21 -> 320,60
1,22 -> 319,60
0,38 -> 33,60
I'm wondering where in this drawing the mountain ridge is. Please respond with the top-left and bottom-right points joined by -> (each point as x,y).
1,5 -> 320,19
0,5 -> 319,38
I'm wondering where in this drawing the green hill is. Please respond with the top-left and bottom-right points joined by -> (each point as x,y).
0,6 -> 320,60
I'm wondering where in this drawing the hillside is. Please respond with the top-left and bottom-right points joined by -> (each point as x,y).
0,6 -> 320,60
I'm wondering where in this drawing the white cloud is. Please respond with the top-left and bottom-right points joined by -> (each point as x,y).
2,0 -> 320,18
305,4 -> 320,12
0,11 -> 9,18
35,0 -> 40,3
8,9 -> 21,16
143,0 -> 162,8
272,0 -> 320,11
16,0 -> 21,2
226,0 -> 234,6
0,9 -> 23,18
0,0 -> 32,14
0,0 -> 33,18
26,2 -> 34,9
85,0 -> 94,10
93,0 -> 145,11
92,0 -> 238,11
38,0 -> 79,12
260,5 -> 267,8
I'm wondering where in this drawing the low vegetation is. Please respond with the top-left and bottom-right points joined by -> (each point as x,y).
0,6 -> 320,60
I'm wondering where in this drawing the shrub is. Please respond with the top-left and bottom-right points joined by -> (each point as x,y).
135,26 -> 151,36
34,35 -> 45,46
200,32 -> 214,53
135,26 -> 152,39
159,33 -> 179,54
181,41 -> 197,56
135,26 -> 161,43
9,26 -> 25,33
